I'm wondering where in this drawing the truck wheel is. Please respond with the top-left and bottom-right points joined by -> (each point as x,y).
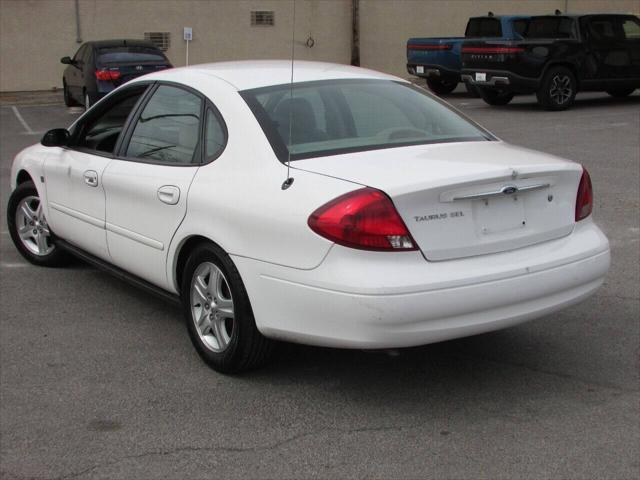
464,82 -> 481,98
478,87 -> 514,106
426,78 -> 458,95
605,87 -> 636,98
536,66 -> 576,111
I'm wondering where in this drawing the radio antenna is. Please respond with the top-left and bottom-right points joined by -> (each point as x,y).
282,0 -> 296,190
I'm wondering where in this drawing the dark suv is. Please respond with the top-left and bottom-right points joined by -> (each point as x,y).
61,39 -> 172,109
461,14 -> 640,110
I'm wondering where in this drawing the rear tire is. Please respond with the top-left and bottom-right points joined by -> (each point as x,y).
181,242 -> 274,373
605,87 -> 636,98
426,77 -> 458,95
7,181 -> 70,267
63,80 -> 75,107
536,66 -> 577,111
478,87 -> 514,106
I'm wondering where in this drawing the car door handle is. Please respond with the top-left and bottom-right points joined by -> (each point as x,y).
83,170 -> 98,187
157,185 -> 180,205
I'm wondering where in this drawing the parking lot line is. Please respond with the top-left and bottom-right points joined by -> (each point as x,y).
11,106 -> 34,134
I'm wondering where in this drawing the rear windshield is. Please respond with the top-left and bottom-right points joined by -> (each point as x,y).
97,46 -> 166,64
524,16 -> 577,39
241,79 -> 493,162
466,18 -> 502,37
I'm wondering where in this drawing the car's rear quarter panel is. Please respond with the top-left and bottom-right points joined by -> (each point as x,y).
161,71 -> 361,291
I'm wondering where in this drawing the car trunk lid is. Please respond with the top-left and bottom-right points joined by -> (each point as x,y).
294,141 -> 581,260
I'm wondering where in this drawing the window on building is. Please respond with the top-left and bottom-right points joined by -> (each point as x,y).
251,11 -> 275,26
144,32 -> 171,52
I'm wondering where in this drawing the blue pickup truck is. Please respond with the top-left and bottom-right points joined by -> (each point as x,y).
407,14 -> 530,94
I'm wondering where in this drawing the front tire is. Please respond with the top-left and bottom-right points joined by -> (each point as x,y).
478,87 -> 514,106
181,242 -> 274,373
426,77 -> 458,95
605,87 -> 636,98
536,66 -> 577,111
7,181 -> 70,267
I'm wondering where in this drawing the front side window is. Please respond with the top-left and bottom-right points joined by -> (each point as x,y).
71,85 -> 147,153
73,45 -> 86,63
241,79 -> 492,162
621,17 -> 640,39
125,85 -> 202,164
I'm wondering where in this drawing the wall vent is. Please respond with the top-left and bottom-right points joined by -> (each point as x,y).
144,32 -> 170,51
251,11 -> 275,26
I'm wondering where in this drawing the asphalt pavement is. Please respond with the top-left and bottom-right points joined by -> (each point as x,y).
1,88 -> 638,479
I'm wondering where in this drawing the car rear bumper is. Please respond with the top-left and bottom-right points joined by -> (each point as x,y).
461,69 -> 539,93
407,64 -> 460,83
234,219 -> 609,349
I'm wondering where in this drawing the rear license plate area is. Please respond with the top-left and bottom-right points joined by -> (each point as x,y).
474,195 -> 525,235
416,65 -> 424,74
475,72 -> 487,82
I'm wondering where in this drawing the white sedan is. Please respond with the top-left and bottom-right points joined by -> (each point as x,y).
7,61 -> 610,373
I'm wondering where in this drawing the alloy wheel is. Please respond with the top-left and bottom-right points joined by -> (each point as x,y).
190,262 -> 235,353
15,195 -> 54,256
549,74 -> 572,105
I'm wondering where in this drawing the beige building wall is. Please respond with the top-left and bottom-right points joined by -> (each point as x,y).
0,0 -> 352,91
1,0 -> 639,92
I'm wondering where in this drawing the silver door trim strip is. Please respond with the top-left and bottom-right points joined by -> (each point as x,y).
105,222 -> 164,251
49,202 -> 104,228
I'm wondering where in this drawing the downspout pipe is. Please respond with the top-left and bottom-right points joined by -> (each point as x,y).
75,0 -> 82,43
351,0 -> 359,66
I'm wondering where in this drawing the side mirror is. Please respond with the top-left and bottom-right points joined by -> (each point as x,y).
60,56 -> 73,65
41,128 -> 70,147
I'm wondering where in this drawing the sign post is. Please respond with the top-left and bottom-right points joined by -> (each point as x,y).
184,27 -> 193,66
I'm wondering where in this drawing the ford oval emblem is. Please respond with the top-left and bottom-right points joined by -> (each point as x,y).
502,186 -> 518,195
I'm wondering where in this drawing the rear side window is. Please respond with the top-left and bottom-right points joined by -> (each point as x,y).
512,19 -> 529,37
525,17 -> 577,39
204,108 -> 226,159
97,46 -> 166,64
465,18 -> 502,37
125,85 -> 202,164
588,19 -> 622,40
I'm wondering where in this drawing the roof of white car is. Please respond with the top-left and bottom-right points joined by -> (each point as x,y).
141,60 -> 403,91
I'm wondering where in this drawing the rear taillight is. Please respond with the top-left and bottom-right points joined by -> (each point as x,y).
407,44 -> 452,51
575,168 -> 593,221
95,69 -> 121,81
308,188 -> 417,251
461,46 -> 525,54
